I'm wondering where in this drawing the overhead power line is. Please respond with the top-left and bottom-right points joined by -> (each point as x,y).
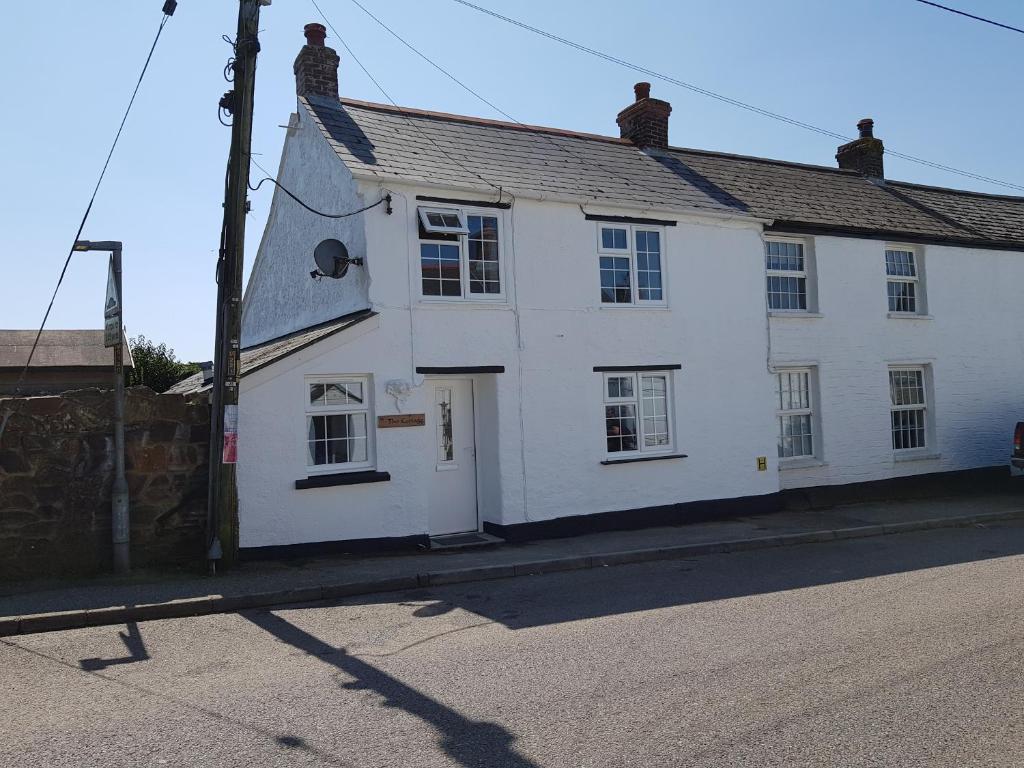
913,0 -> 1024,35
449,0 -> 1024,194
309,0 -> 503,196
345,0 -> 679,208
16,4 -> 175,391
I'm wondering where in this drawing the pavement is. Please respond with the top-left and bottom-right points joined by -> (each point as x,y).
4,520 -> 1024,767
1,492 -> 1021,636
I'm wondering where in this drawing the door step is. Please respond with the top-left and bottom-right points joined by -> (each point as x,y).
429,532 -> 505,551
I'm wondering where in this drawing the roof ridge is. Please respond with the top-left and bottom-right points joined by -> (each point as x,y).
887,178 -> 1024,203
330,96 -> 1024,201
335,96 -> 631,146
333,97 -> 871,180
657,146 -> 862,177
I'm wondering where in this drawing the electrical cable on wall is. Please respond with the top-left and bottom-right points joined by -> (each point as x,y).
448,0 -> 1024,194
246,159 -> 391,219
15,2 -> 176,392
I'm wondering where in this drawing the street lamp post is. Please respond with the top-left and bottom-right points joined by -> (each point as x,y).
73,239 -> 130,574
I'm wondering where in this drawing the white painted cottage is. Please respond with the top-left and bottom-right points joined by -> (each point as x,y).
183,24 -> 1024,553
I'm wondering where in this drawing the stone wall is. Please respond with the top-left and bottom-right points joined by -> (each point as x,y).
0,387 -> 209,581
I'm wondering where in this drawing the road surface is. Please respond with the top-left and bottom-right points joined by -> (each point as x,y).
4,520 -> 1024,767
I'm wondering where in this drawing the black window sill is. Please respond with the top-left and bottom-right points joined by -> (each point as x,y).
600,453 -> 688,466
295,470 -> 391,489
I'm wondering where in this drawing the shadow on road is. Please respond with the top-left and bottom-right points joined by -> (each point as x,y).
246,610 -> 540,768
79,621 -> 150,671
341,522 -> 1024,631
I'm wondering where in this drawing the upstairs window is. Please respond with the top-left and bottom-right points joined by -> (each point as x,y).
598,225 -> 665,306
765,239 -> 808,311
886,247 -> 923,314
418,208 -> 502,300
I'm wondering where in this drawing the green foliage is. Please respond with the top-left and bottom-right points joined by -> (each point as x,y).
126,335 -> 201,394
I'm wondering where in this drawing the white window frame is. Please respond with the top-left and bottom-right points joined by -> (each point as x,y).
885,245 -> 925,315
888,366 -> 930,453
417,206 -> 469,235
602,371 -> 674,457
765,236 -> 814,313
774,367 -> 818,462
418,207 -> 506,302
597,223 -> 668,307
304,374 -> 375,474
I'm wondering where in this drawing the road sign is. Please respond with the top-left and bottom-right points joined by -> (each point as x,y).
103,255 -> 121,348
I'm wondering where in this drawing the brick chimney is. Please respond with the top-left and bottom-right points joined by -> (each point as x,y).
836,118 -> 884,178
616,82 -> 672,149
294,23 -> 339,100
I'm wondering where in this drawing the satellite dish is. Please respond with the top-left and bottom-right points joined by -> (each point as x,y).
313,239 -> 351,279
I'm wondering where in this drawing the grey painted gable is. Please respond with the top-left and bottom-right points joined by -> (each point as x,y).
241,108 -> 372,348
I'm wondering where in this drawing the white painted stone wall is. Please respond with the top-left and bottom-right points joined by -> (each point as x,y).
770,236 -> 1024,490
238,169 -> 781,546
237,113 -> 1024,547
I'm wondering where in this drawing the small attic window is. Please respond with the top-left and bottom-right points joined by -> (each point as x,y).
418,207 -> 469,235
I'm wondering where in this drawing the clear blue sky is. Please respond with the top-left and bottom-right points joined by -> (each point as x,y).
2,0 -> 1022,361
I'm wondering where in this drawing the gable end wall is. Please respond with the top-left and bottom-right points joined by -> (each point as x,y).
241,106 -> 373,347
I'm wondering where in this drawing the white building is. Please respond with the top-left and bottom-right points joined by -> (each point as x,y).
185,24 -> 1024,553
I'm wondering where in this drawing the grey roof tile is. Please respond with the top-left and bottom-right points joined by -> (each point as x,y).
305,96 -> 1024,248
169,311 -> 375,395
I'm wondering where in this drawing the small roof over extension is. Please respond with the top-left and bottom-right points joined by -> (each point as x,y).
167,310 -> 375,395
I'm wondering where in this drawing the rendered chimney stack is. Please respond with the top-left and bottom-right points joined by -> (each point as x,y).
294,23 -> 339,100
836,118 -> 884,179
616,82 -> 672,149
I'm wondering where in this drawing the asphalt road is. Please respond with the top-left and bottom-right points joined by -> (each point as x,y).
4,521 -> 1024,767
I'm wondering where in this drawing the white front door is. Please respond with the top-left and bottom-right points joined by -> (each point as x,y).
427,379 -> 478,535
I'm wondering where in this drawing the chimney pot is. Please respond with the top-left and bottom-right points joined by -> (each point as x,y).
304,23 -> 327,47
857,118 -> 874,138
634,82 -> 651,102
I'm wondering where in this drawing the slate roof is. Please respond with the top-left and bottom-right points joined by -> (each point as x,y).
305,95 -> 1024,249
166,310 -> 375,395
0,330 -> 132,369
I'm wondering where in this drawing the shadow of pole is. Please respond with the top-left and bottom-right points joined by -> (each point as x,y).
79,621 -> 150,671
245,610 -> 540,768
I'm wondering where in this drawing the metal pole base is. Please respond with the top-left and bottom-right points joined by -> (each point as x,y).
113,541 -> 131,575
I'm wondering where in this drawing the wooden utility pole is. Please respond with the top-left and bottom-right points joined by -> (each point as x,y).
208,0 -> 266,570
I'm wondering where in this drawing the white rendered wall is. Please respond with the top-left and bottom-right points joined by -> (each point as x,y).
241,106 -> 372,347
238,174 -> 782,546
239,121 -> 1024,547
770,236 -> 1024,490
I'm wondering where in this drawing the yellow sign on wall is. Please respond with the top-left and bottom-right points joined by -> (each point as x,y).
756,456 -> 768,471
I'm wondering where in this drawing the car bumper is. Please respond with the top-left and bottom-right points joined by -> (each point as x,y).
1012,457 -> 1024,477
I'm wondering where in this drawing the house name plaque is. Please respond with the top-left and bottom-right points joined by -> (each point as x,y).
378,413 -> 426,428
